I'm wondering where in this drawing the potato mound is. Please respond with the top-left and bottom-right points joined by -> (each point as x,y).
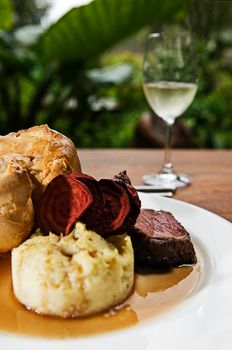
12,222 -> 134,318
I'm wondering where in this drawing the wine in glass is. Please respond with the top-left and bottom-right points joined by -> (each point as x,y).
142,32 -> 197,188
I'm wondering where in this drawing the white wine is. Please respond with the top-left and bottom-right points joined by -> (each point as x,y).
143,81 -> 197,123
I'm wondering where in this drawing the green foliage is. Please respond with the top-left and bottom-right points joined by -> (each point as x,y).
70,111 -> 141,148
0,31 -> 53,133
1,0 -> 186,146
39,0 -> 187,62
0,0 -> 13,30
184,33 -> 232,148
69,51 -> 146,147
43,51 -> 146,148
0,0 -> 232,148
13,0 -> 48,28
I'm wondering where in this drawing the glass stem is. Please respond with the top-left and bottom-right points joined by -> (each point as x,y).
161,120 -> 174,174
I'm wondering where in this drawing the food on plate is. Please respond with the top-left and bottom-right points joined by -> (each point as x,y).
0,124 -> 81,250
0,124 -> 81,201
0,121 -> 199,329
0,154 -> 34,252
37,172 -> 103,235
130,209 -> 196,267
99,171 -> 141,235
36,171 -> 141,236
12,222 -> 134,318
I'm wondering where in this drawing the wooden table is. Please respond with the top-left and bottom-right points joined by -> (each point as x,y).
78,149 -> 232,222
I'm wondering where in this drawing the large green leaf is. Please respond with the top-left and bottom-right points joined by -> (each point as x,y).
0,0 -> 13,30
40,0 -> 187,62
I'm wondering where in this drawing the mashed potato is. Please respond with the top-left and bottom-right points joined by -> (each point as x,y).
11,222 -> 134,318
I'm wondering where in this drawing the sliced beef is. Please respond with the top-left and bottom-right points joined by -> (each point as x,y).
130,209 -> 197,267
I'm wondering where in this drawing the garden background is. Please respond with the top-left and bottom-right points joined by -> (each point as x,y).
0,0 -> 232,148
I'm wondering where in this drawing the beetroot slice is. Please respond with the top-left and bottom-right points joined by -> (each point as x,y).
113,171 -> 141,231
97,179 -> 131,235
36,174 -> 93,235
37,171 -> 140,237
118,182 -> 141,231
68,173 -> 104,232
113,170 -> 132,185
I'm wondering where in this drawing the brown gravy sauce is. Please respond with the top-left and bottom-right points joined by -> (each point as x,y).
0,253 -> 200,339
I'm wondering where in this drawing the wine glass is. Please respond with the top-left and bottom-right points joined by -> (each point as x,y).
142,32 -> 197,188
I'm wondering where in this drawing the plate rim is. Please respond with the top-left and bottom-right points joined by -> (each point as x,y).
1,194 -> 232,350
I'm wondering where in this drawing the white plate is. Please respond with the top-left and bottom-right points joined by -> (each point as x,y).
2,193 -> 232,350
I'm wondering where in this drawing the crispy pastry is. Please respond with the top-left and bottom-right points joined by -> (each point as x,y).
0,125 -> 81,201
0,154 -> 34,252
0,125 -> 81,251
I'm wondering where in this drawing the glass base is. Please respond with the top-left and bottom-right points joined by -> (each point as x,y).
142,172 -> 191,189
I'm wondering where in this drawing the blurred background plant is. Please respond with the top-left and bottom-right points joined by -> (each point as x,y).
0,0 -> 232,148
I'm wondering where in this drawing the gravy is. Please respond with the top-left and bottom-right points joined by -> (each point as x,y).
0,253 -> 200,339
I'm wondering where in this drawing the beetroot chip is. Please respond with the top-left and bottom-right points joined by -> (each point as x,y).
113,171 -> 141,231
113,170 -> 132,185
36,170 -> 141,237
36,174 -> 93,235
69,173 -> 104,232
97,179 -> 131,235
119,182 -> 141,231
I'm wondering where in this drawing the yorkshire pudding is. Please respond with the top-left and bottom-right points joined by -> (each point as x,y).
0,154 -> 34,252
0,125 -> 81,251
0,125 -> 81,201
